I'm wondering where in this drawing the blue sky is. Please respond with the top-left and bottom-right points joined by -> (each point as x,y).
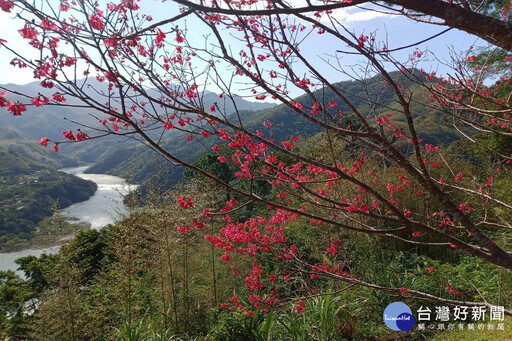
0,2 -> 485,91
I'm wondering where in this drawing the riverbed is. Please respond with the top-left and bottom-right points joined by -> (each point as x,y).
0,166 -> 136,273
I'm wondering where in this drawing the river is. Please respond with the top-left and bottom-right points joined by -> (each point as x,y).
0,165 -> 136,273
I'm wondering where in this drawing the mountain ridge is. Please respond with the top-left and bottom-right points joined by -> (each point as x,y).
86,70 -> 460,198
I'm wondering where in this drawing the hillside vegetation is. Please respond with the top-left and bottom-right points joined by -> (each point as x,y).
89,71 -> 459,199
0,73 -> 510,340
0,129 -> 510,339
0,140 -> 97,250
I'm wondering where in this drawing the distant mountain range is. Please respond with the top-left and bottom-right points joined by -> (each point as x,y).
1,71 -> 459,201
0,80 -> 276,162
85,71 -> 460,198
0,126 -> 78,170
0,80 -> 279,218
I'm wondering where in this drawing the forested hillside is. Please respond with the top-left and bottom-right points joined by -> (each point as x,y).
0,83 -> 274,246
0,140 -> 97,250
1,69 -> 510,340
89,71 -> 459,199
1,126 -> 510,339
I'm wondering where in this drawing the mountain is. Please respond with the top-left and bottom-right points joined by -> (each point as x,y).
0,146 -> 97,246
0,126 -> 25,140
0,125 -> 99,246
0,80 -> 276,163
0,80 -> 278,232
200,91 -> 276,113
86,71 -> 460,199
0,80 -> 275,139
0,127 -> 79,170
0,82 -> 102,140
3,71 -> 459,202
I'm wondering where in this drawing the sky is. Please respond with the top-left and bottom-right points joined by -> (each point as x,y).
0,2 -> 486,90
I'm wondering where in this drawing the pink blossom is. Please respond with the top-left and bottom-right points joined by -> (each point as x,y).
18,25 -> 38,40
174,30 -> 185,43
177,196 -> 194,209
7,101 -> 26,115
0,0 -> 14,12
89,14 -> 105,30
155,29 -> 166,47
38,137 -> 49,146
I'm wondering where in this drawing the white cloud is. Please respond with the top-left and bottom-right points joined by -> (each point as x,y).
301,2 -> 396,28
330,7 -> 393,23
